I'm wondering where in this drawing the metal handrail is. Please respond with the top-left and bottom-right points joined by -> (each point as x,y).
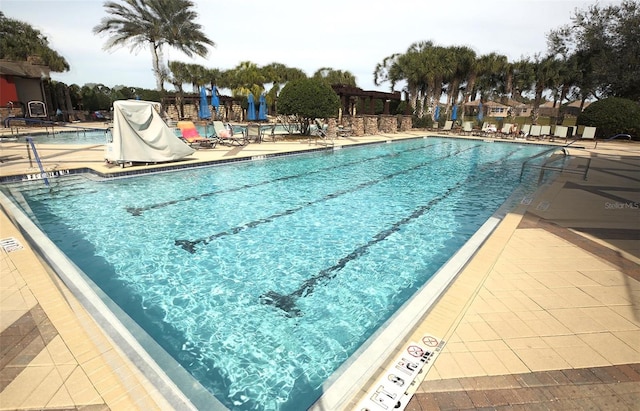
5,117 -> 108,134
519,146 -> 568,181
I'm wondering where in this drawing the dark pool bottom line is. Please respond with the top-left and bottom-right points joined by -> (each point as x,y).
259,145 -> 524,318
127,141 -> 442,216
260,179 -> 466,317
174,144 -> 479,253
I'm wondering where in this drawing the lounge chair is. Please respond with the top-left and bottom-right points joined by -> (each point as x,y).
519,124 -> 531,139
337,125 -> 352,138
212,121 -> 247,146
482,123 -> 497,134
176,121 -> 217,148
540,125 -> 551,139
499,123 -> 512,138
462,121 -> 473,135
551,125 -> 568,142
245,124 -> 263,143
441,120 -> 453,134
581,126 -> 596,140
529,125 -> 542,140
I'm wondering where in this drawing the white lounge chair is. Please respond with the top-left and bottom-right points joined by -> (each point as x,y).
441,120 -> 453,133
212,120 -> 247,146
500,123 -> 512,138
462,121 -> 473,135
519,124 -> 531,139
540,125 -> 551,139
529,125 -> 542,140
552,125 -> 568,141
582,126 -> 596,140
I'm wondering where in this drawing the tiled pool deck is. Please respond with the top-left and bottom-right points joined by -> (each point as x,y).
1,127 -> 638,410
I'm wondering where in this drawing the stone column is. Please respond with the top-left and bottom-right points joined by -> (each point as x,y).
364,115 -> 379,135
399,115 -> 413,131
378,115 -> 397,134
351,116 -> 364,136
327,118 -> 337,139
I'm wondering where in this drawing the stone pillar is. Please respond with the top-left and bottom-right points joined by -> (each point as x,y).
364,115 -> 378,135
327,118 -> 337,139
378,115 -> 397,134
399,115 -> 413,131
351,116 -> 364,136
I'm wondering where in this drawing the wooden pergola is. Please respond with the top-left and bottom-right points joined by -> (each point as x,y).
331,85 -> 402,117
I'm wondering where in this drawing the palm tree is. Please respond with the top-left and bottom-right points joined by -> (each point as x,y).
227,61 -> 266,98
445,46 -> 476,109
262,63 -> 306,114
93,0 -> 214,91
313,68 -> 357,87
531,54 -> 561,123
465,52 -> 508,103
168,60 -> 189,118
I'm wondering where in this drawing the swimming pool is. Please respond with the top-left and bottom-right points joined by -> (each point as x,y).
3,137 -> 553,410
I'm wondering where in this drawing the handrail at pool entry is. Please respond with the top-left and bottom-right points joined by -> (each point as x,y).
25,137 -> 50,189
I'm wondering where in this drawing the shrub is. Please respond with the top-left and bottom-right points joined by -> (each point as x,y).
577,97 -> 640,140
278,78 -> 340,135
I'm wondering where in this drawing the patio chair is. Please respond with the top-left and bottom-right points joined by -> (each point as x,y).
519,124 -> 531,139
540,125 -> 551,139
499,123 -> 512,138
529,125 -> 542,140
245,124 -> 263,143
551,125 -> 568,142
462,121 -> 473,135
212,121 -> 247,146
176,121 -> 217,148
441,120 -> 453,134
581,126 -> 596,140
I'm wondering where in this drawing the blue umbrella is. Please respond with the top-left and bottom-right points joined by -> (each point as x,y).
198,86 -> 211,120
434,106 -> 440,121
258,94 -> 267,121
477,101 -> 483,122
211,86 -> 220,113
451,105 -> 458,120
247,93 -> 256,121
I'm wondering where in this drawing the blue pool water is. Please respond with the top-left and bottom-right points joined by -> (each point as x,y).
11,138 -> 551,410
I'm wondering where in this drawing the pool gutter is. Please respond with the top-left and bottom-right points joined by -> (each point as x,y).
0,191 -> 227,411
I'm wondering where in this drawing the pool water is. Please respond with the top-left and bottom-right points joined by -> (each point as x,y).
13,138 -> 551,410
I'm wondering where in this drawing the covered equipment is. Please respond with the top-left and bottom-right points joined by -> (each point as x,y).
106,100 -> 194,165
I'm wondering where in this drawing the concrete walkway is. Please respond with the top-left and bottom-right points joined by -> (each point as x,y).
1,129 -> 638,410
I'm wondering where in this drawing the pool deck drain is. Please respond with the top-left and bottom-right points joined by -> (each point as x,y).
1,129 -> 639,410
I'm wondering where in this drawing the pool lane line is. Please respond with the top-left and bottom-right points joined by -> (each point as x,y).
259,146 -> 526,317
126,141 -> 445,216
174,145 -> 481,253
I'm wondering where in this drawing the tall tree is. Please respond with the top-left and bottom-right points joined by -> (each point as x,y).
0,12 -> 69,71
548,0 -> 640,101
529,54 -> 561,123
445,46 -> 476,108
93,0 -> 214,91
312,68 -> 357,87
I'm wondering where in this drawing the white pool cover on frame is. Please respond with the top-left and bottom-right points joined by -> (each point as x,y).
1,137 -> 556,410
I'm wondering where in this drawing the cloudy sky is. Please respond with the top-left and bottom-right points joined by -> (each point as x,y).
2,0 -> 620,93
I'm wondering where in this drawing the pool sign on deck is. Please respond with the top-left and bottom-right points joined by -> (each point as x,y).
357,334 -> 445,410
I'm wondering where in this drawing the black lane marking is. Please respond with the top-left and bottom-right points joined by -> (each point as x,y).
259,181 -> 465,317
260,147 -> 525,317
174,145 -> 480,253
127,142 -> 442,216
